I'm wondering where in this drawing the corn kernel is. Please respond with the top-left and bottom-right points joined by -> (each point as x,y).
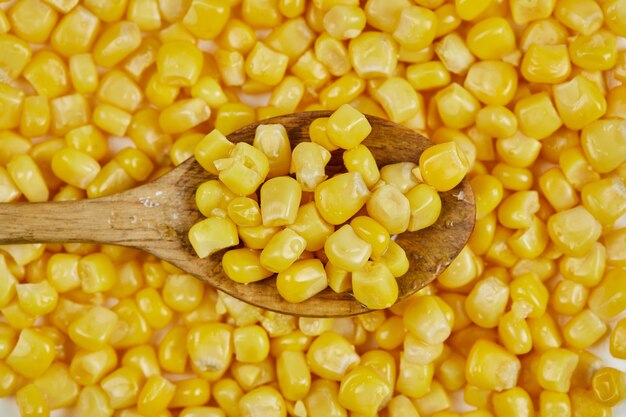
510,0 -> 555,25
435,33 -> 475,76
465,276 -> 509,328
20,96 -> 50,138
563,309 -> 607,350
364,0 -> 410,32
464,61 -> 517,106
349,31 -> 397,79
352,261 -> 398,309
419,141 -> 469,192
100,366 -> 145,409
321,5 -> 365,40
253,124 -> 291,179
75,385 -> 113,417
537,348 -> 579,392
466,339 -> 521,391
292,50 -> 330,89
276,259 -> 327,303
260,229 -> 306,273
156,41 -> 203,88
187,322 -> 232,377
611,318 -> 626,360
555,0 -> 603,35
23,50 -> 69,99
435,83 -> 480,129
137,375 -> 175,415
553,76 -> 606,131
16,383 -> 49,417
581,119 -> 626,174
588,268 -> 626,320
7,154 -> 49,203
68,305 -> 118,351
467,17 -> 516,60
338,366 -> 391,415
0,33 -> 31,79
0,84 -> 25,131
93,21 -> 142,67
222,248 -> 273,284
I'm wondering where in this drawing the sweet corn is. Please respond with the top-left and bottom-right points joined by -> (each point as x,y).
23,51 -> 69,99
137,375 -> 175,415
260,176 -> 301,226
7,154 -> 49,203
466,339 -> 521,391
68,305 -> 118,351
352,261 -> 398,309
435,83 -> 480,129
349,32 -> 397,79
338,366 -> 391,415
496,132 -> 541,168
16,383 -> 49,417
159,98 -> 211,135
514,92 -> 563,140
260,229 -> 307,273
553,75 -> 606,131
215,142 -> 269,196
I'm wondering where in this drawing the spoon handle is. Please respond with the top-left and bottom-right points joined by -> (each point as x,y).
0,195 -> 161,247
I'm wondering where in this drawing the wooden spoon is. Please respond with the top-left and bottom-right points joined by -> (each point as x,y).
0,111 -> 475,317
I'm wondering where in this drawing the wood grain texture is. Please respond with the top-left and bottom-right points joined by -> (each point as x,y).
0,111 -> 475,317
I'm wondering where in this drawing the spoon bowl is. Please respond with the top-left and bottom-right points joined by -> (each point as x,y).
0,111 -> 475,316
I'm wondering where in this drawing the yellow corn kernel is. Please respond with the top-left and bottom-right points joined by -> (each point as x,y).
418,141 -> 469,193
260,229 -> 306,273
214,103 -> 255,136
0,10 -> 8,33
492,387 -> 533,417
324,262 -> 350,293
82,0 -> 125,21
390,6 -> 436,51
314,172 -> 369,225
582,177 -> 626,226
265,17 -> 315,61
86,160 -> 136,198
169,378 -> 211,408
435,83 -> 480,130
15,280 -> 57,317
239,386 -> 286,417
466,339 -> 521,391
519,17 -> 568,51
226,197 -> 261,227
581,119 -> 626,174
539,391 -> 571,417
134,288 -> 172,329
376,241 -> 407,279
360,349 -> 396,390
559,147 -> 600,192
160,275 -> 203,315
23,51 -> 69,99
389,397 -> 422,417
243,42 -> 288,86
538,167 -> 579,213
547,206 -> 602,257
292,50 -> 330,89
434,33 -> 475,76
19,96 -> 50,138
338,366 -> 391,415
137,375 -> 175,415
437,245 -> 478,290
366,184 -> 410,234
266,77 -> 303,114
93,21 -> 142,68
0,33 -> 31,79
465,276 -> 509,328
50,147 -> 100,190
307,331 -> 359,381
374,76 -> 421,124
277,259 -> 328,303
559,242 -> 604,290
188,216 -> 238,259
237,225 -> 279,251
257,176 -> 301,226
214,49 -> 244,87
50,93 -> 90,136
50,6 -> 98,56
0,132 -> 31,168
180,0 -> 229,39
0,84 -> 25,131
127,110 -> 171,163
514,93 -> 563,140
611,318 -> 626,359
378,163 -> 418,193
604,0 -> 626,36
510,0 -> 555,25
590,367 -> 626,408
396,353 -> 434,398
553,75 -> 606,131
320,73 -> 364,111
0,323 -> 17,360
466,17 -> 516,60
16,383 -> 49,417
470,175 -> 503,220
274,351 -> 311,403
222,248 -> 273,284
6,328 -> 54,380
347,216 -> 388,261
497,190 -> 539,229
32,362 -> 78,409
551,279 -> 588,316
405,183 -> 443,232
349,32 -> 397,79
75,385 -> 113,417
191,77 -> 228,110
554,0 -> 603,35
361,0 -> 407,31
373,315 -> 404,350
145,72 -> 180,109
406,61 -> 450,92
290,142 -> 330,192
253,124 -> 291,179
338,146 -> 378,189
476,106 -> 517,141
193,131 -> 232,176
211,378 -> 242,416
159,22 -> 197,44
468,212 -> 496,256
536,347 -> 580,393
322,5 -> 365,40
156,41 -> 203,88
562,309 -> 608,350
323,225 -> 371,273
231,325 -> 269,364
352,261 -> 398,309
403,332 -> 443,366
464,61 -> 517,106
113,148 -> 153,183
186,321 -> 232,378
9,0 -> 57,43
156,326 -> 187,374
159,98 -> 211,135
498,311 -> 532,354
92,103 -> 131,136
495,132 -> 541,169
322,105 -> 371,149
7,154 -> 49,203
68,305 -> 118,350
588,268 -> 626,320
100,366 -> 145,409
521,44 -> 570,84
125,0 -> 160,30
403,295 -> 453,345
217,18 -> 256,53
97,71 -> 142,113
285,202 -> 333,253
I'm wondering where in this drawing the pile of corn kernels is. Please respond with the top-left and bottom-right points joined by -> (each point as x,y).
0,0 -> 625,416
